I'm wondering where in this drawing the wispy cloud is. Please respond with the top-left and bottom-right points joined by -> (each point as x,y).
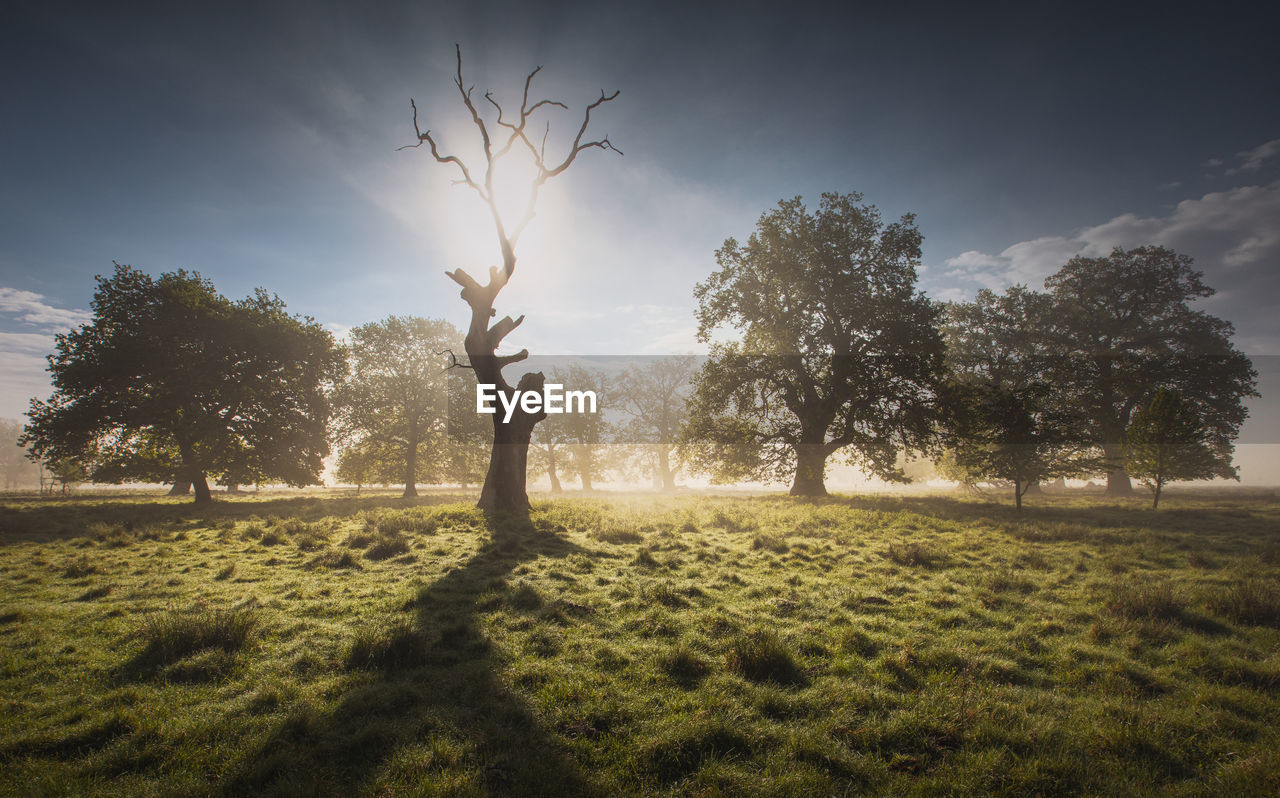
0,288 -> 88,419
1229,138 -> 1280,174
0,288 -> 91,329
935,180 -> 1280,353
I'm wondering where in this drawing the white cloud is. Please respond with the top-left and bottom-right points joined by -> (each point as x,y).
1230,138 -> 1280,173
0,288 -> 91,329
0,333 -> 55,421
0,288 -> 88,420
935,180 -> 1280,353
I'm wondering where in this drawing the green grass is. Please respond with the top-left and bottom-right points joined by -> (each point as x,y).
0,487 -> 1278,795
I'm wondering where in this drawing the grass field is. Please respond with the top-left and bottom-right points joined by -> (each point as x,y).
1,488 -> 1278,796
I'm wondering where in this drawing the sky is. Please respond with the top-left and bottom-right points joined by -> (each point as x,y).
2,0 -> 1277,480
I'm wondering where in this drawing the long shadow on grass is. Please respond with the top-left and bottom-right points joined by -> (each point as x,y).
225,510 -> 603,796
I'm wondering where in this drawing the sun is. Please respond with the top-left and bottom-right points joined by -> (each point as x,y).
429,146 -> 569,275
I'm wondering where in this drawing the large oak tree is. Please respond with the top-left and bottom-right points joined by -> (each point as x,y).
22,264 -> 344,503
684,193 -> 945,496
1042,246 -> 1257,494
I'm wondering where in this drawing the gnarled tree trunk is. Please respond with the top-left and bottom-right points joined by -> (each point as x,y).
449,267 -> 546,513
1103,441 -> 1133,496
790,443 -> 830,497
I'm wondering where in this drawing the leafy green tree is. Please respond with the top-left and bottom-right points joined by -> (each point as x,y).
684,192 -> 945,496
936,285 -> 1095,505
1042,246 -> 1257,494
332,316 -> 461,498
939,381 -> 1094,511
1127,388 -> 1235,509
616,356 -> 697,491
22,264 -> 344,503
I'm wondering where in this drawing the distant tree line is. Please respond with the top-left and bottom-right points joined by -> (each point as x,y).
14,191 -> 1258,510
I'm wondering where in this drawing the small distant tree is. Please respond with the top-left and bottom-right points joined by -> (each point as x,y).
939,381 -> 1094,511
936,285 -> 1095,507
1,419 -> 39,490
556,365 -> 611,491
529,412 -> 568,493
684,192 -> 945,496
1127,388 -> 1235,509
616,356 -> 697,491
22,264 -> 344,503
333,316 -> 461,498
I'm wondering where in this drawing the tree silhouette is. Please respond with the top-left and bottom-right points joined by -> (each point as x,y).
938,286 -> 1097,508
403,46 -> 620,512
684,193 -> 945,496
1042,246 -> 1256,495
616,355 -> 698,491
22,264 -> 343,503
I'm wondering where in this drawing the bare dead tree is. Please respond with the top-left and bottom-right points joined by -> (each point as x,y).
402,45 -> 621,512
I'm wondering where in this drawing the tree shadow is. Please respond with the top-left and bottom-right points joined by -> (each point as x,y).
224,510 -> 605,796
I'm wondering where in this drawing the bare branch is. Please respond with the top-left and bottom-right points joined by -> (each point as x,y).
437,348 -> 472,372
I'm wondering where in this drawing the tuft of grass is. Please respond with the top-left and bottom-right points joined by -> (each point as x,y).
346,621 -> 429,670
642,721 -> 754,781
884,541 -> 943,568
981,566 -> 1037,594
62,556 -> 98,578
725,629 -> 805,685
595,526 -> 644,545
75,584 -> 113,601
657,644 -> 710,685
1209,579 -> 1280,627
751,533 -> 789,554
365,534 -> 411,561
306,550 -> 362,570
134,606 -> 256,667
1107,580 -> 1185,621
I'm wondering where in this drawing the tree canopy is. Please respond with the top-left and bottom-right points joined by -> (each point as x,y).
684,192 -> 945,495
22,264 -> 344,503
938,286 -> 1097,509
1042,246 -> 1257,494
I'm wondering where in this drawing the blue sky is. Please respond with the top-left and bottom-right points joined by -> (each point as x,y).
2,0 -> 1277,478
